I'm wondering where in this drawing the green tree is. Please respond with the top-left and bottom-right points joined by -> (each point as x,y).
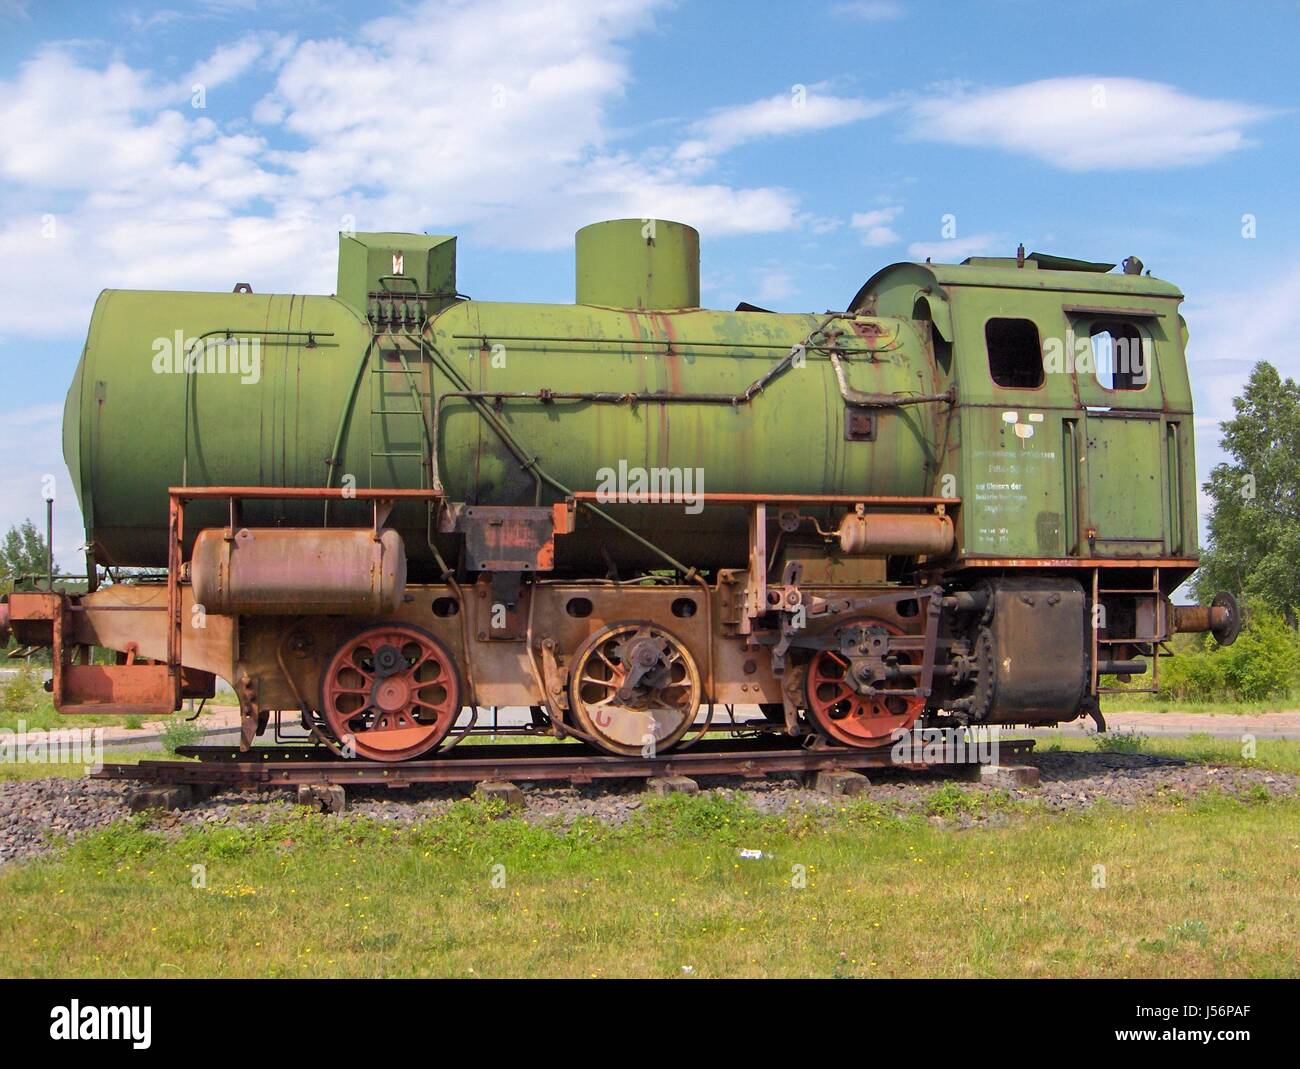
0,519 -> 58,589
1193,362 -> 1300,623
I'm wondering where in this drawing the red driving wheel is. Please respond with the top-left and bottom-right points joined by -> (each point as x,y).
805,620 -> 924,747
319,623 -> 461,762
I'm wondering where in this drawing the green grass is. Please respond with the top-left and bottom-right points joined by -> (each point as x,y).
1101,692 -> 1298,715
0,688 -> 231,735
0,789 -> 1295,978
0,749 -> 152,782
1,693 -> 145,733
159,718 -> 205,755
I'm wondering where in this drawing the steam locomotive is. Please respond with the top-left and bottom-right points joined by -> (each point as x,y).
3,219 -> 1239,761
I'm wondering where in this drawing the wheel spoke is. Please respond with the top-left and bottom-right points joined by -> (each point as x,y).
597,649 -> 619,671
579,674 -> 618,690
815,680 -> 854,703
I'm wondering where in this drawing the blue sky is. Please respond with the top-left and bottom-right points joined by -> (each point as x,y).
1,0 -> 1297,567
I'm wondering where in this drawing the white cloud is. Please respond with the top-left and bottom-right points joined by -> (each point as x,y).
753,269 -> 795,304
850,205 -> 902,247
677,86 -> 892,161
911,77 -> 1272,171
182,33 -> 285,92
907,233 -> 999,261
0,50 -> 194,190
832,1 -> 905,21
0,0 -> 825,338
1172,262 -> 1300,531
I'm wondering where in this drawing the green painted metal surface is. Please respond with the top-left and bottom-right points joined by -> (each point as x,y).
575,218 -> 700,310
66,291 -> 937,571
336,231 -> 457,315
63,226 -> 1201,577
859,259 -> 1197,560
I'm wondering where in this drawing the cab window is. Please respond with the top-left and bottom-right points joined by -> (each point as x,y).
986,318 -> 1043,389
1090,320 -> 1148,391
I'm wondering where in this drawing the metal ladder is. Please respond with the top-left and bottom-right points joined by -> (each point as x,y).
1091,566 -> 1164,695
367,336 -> 433,491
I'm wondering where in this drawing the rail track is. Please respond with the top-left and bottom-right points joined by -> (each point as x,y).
92,736 -> 1037,791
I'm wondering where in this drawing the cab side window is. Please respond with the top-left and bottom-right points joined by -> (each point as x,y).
1090,320 -> 1148,391
986,318 -> 1043,389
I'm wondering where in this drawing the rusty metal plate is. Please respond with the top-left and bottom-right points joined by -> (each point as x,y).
58,664 -> 178,716
460,506 -> 556,572
844,406 -> 876,441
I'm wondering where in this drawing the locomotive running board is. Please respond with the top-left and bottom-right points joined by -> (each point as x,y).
94,737 -> 1036,789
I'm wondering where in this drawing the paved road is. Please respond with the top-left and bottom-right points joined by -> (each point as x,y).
1033,710 -> 1300,741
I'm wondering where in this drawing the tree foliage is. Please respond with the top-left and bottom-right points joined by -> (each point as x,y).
1158,610 -> 1300,703
1193,361 -> 1300,621
0,519 -> 57,589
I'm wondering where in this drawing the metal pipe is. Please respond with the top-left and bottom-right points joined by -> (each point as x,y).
828,349 -> 956,408
173,485 -> 439,501
1096,659 -> 1149,675
569,491 -> 959,507
45,496 -> 53,591
448,329 -> 888,353
439,705 -> 479,752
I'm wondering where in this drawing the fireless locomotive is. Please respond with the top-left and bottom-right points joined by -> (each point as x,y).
4,219 -> 1239,761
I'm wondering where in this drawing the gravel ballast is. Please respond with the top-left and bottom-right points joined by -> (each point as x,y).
1,750 -> 1295,868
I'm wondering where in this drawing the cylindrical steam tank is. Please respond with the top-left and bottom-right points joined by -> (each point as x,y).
64,220 -> 945,575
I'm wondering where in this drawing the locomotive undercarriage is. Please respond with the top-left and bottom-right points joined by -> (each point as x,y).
8,564 -> 1225,763
3,486 -> 1240,764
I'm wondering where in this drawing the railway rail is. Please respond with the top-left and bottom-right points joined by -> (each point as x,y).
92,736 -> 1037,791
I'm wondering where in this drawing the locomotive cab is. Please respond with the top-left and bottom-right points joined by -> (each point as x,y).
852,251 -> 1232,715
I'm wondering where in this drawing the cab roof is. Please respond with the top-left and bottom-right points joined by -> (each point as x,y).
850,253 -> 1183,312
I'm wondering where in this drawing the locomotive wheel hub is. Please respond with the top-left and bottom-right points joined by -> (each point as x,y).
568,623 -> 701,757
805,619 -> 923,747
319,624 -> 461,762
374,676 -> 412,713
